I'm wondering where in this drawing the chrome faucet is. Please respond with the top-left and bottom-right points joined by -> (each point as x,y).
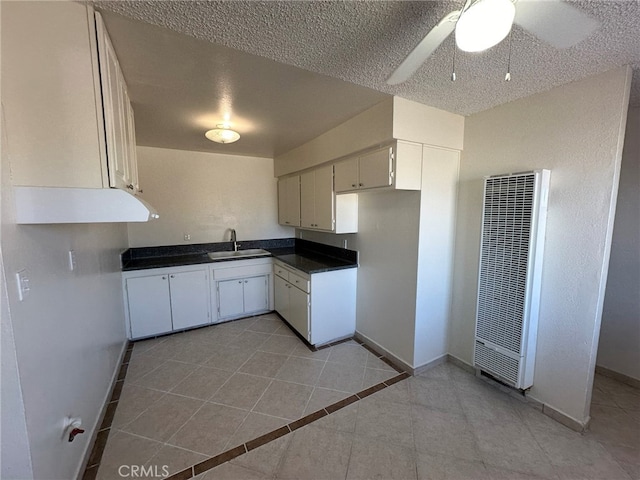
230,228 -> 238,251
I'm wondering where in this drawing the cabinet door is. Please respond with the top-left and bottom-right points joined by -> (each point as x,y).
274,274 -> 290,321
286,176 -> 301,226
278,176 -> 301,227
358,147 -> 393,189
289,285 -> 310,341
243,276 -> 268,314
277,178 -> 288,225
334,157 -> 359,193
313,165 -> 335,231
300,171 -> 316,228
169,270 -> 210,331
126,275 -> 172,339
96,13 -> 128,190
217,279 -> 245,320
123,95 -> 139,193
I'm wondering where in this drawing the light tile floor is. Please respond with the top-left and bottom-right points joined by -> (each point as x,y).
97,314 -> 640,480
96,314 -> 398,479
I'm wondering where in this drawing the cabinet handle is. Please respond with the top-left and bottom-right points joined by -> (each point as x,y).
162,276 -> 167,280
245,280 -> 248,283
285,221 -> 290,224
351,184 -> 356,187
238,280 -> 242,284
138,189 -> 144,194
170,275 -> 175,278
127,184 -> 135,190
359,183 -> 364,187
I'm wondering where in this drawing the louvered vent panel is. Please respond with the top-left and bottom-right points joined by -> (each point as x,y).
477,174 -> 535,354
474,341 -> 519,386
474,170 -> 549,390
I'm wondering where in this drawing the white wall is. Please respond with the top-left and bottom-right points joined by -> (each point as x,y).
597,107 -> 640,381
1,108 -> 33,479
414,147 -> 460,368
450,66 -> 632,425
1,114 -> 130,478
129,147 -> 293,247
352,190 -> 421,366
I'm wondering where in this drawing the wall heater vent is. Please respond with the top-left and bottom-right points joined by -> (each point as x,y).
474,170 -> 550,390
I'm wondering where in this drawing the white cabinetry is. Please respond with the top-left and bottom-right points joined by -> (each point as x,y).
96,12 -> 139,193
124,267 -> 210,339
277,175 -> 301,227
273,260 -> 356,346
211,258 -> 273,322
2,3 -> 140,193
217,276 -> 269,320
301,165 -> 335,230
296,165 -> 358,234
334,141 -> 422,193
274,264 -> 311,341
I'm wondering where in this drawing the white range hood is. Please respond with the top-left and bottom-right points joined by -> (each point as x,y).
14,186 -> 159,224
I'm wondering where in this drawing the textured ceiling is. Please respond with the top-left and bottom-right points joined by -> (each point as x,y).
94,0 -> 640,157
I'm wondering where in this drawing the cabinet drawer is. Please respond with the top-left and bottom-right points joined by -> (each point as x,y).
289,271 -> 310,293
213,263 -> 272,280
274,265 -> 289,281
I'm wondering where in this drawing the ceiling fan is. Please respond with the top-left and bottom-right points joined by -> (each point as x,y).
387,0 -> 600,85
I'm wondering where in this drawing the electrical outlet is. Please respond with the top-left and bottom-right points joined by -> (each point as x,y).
68,250 -> 77,271
184,233 -> 191,241
16,270 -> 30,301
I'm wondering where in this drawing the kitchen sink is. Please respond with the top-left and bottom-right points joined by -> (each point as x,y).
207,248 -> 270,260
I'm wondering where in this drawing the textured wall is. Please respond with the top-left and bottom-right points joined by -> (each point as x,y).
1,127 -> 129,479
351,190 -> 421,367
597,107 -> 640,381
450,67 -> 631,425
128,147 -> 293,247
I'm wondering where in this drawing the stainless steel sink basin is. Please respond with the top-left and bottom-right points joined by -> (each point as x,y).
207,248 -> 270,260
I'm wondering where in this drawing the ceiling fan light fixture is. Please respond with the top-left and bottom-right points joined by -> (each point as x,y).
455,0 -> 516,53
205,124 -> 240,144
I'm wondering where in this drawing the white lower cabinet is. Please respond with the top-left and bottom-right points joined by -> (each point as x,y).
216,275 -> 269,321
274,272 -> 310,341
124,267 -> 210,339
211,257 -> 274,322
126,275 -> 173,339
273,259 -> 356,346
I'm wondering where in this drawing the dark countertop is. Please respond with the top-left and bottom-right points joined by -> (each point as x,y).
121,239 -> 357,274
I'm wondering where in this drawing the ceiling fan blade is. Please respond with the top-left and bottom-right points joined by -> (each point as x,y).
386,10 -> 460,85
514,0 -> 599,49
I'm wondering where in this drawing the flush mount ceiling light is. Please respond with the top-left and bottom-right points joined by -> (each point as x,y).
455,0 -> 516,53
205,124 -> 240,144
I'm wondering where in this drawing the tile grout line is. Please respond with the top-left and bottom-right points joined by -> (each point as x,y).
85,318 -> 409,480
165,369 -> 411,480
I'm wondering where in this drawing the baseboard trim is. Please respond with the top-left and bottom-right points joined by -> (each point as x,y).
595,365 -> 640,390
78,340 -> 131,480
444,355 -> 588,432
353,331 -> 414,374
446,354 -> 476,374
413,354 -> 448,376
541,403 -> 589,432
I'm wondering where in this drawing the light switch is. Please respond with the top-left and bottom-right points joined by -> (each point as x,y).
16,270 -> 30,301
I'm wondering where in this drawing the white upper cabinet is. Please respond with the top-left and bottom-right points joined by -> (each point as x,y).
2,2 -> 140,194
300,165 -> 335,231
334,141 -> 423,193
281,164 -> 357,234
95,12 -> 139,193
277,175 -> 301,227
